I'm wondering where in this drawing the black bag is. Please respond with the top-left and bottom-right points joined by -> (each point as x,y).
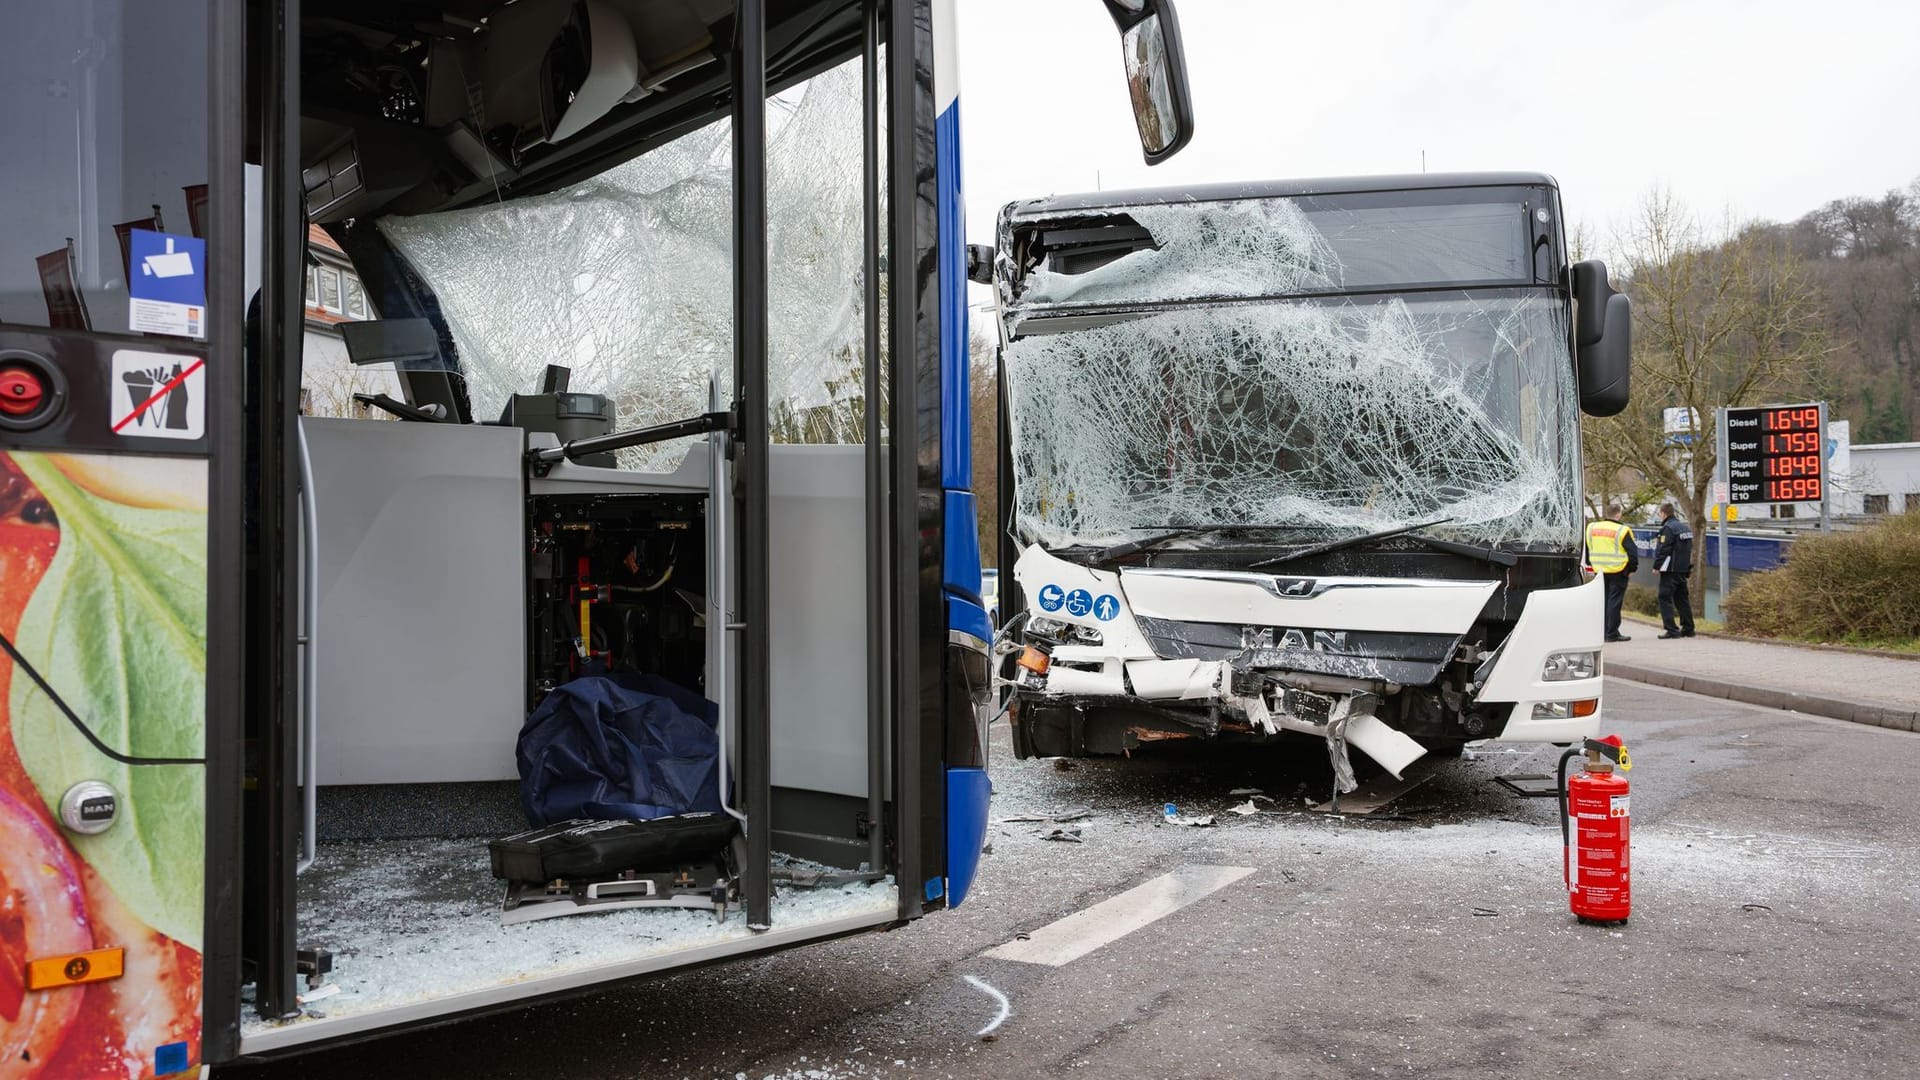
488,813 -> 741,884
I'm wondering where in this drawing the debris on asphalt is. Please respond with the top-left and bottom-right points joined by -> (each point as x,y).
998,805 -> 1095,825
1472,907 -> 1499,917
1040,827 -> 1084,843
1307,773 -> 1430,815
1161,803 -> 1216,827
1228,787 -> 1264,796
1227,800 -> 1260,816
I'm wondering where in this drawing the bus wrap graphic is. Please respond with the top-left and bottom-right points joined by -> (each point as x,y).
0,450 -> 206,1078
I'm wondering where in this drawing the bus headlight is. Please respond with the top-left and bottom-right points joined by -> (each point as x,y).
1542,650 -> 1598,681
1533,699 -> 1599,720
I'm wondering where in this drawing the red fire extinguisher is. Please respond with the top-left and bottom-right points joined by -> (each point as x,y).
1557,735 -> 1632,925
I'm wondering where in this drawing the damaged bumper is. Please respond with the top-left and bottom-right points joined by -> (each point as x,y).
1472,571 -> 1607,742
1005,547 -> 1605,767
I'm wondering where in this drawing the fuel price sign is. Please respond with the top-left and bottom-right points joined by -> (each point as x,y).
1724,403 -> 1824,504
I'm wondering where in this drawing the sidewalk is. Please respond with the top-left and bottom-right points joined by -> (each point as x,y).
1603,616 -> 1920,731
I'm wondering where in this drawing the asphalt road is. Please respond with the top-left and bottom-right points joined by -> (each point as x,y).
225,680 -> 1920,1079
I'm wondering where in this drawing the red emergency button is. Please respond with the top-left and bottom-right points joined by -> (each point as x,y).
0,365 -> 46,416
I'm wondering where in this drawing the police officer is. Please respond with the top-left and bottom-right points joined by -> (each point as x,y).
1653,503 -> 1695,639
1585,512 -> 1639,642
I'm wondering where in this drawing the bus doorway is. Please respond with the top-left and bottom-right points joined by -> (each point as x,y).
235,0 -> 927,1055
0,0 -> 1194,1071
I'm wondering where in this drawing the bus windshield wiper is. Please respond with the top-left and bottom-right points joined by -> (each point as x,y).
1248,518 -> 1457,570
1088,523 -> 1311,564
1408,533 -> 1519,567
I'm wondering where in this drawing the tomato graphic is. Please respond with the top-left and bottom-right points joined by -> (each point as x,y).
0,453 -> 61,803
0,788 -> 92,1076
1,454 -> 88,1076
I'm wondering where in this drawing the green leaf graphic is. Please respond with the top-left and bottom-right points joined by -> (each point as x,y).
8,454 -> 205,951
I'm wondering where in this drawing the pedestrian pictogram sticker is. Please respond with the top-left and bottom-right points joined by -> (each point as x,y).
111,349 -> 205,440
126,229 -> 207,339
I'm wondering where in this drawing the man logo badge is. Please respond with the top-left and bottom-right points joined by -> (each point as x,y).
1239,627 -> 1351,654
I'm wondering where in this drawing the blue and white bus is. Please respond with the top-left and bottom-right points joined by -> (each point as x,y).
0,0 -> 1192,1072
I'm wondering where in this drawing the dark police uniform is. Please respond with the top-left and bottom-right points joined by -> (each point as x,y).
1655,513 -> 1695,637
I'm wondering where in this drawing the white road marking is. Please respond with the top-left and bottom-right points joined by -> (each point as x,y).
981,864 -> 1257,967
962,975 -> 1011,1036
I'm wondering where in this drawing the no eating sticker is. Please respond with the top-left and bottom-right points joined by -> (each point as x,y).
111,349 -> 205,440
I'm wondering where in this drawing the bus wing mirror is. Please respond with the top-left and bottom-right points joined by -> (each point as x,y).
1577,292 -> 1632,417
1570,260 -> 1614,346
967,244 -> 995,285
1103,0 -> 1196,165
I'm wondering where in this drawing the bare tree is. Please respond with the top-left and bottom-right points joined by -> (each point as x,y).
300,359 -> 395,420
1583,188 -> 1832,605
969,324 -> 1000,566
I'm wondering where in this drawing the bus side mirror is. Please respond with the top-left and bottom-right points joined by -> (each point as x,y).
1571,261 -> 1631,417
967,244 -> 995,286
1103,0 -> 1196,165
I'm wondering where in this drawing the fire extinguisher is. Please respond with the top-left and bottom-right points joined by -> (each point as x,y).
1557,735 -> 1632,925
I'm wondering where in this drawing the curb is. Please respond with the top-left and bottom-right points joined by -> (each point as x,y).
1605,662 -> 1919,733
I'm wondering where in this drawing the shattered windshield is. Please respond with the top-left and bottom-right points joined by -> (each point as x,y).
376,60 -> 877,469
1003,191 -> 1536,310
999,191 -> 1578,552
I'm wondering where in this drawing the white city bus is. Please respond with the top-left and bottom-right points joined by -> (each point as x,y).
989,173 -> 1632,788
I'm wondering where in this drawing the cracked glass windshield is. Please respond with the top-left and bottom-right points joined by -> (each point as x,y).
377,60 -> 879,470
998,189 -> 1580,552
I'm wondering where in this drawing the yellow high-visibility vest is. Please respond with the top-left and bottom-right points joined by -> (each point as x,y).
1585,519 -> 1631,574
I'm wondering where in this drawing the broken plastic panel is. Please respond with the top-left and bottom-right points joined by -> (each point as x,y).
1005,288 -> 1581,551
379,60 -> 883,469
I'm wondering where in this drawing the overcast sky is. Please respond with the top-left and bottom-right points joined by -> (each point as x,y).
957,0 -> 1920,267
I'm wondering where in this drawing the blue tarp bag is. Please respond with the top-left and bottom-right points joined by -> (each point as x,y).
516,673 -> 723,827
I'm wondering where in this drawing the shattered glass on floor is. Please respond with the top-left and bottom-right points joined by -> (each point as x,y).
240,837 -> 895,1037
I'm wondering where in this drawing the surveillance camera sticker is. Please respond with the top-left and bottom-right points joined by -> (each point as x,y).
126,229 -> 207,339
111,350 -> 205,440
